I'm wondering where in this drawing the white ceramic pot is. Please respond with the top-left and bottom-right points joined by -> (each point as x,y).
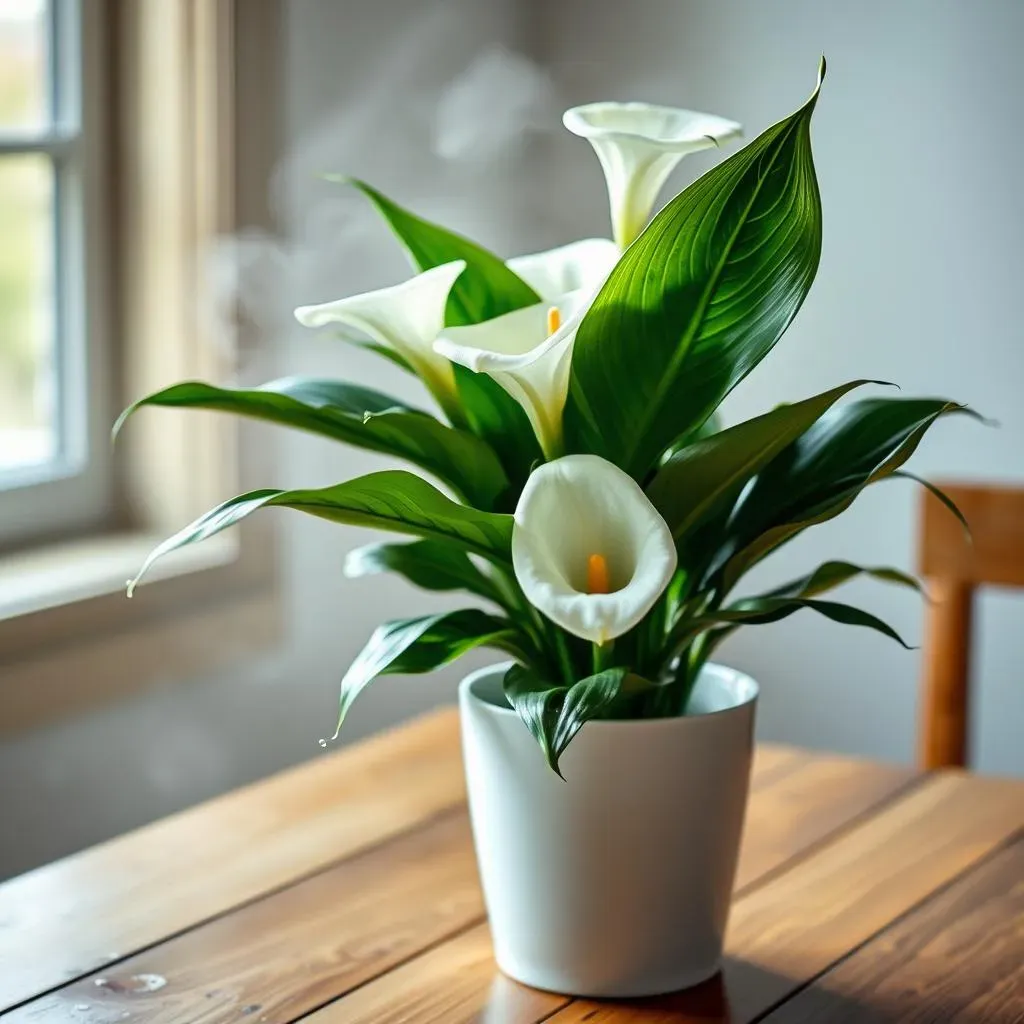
460,661 -> 757,998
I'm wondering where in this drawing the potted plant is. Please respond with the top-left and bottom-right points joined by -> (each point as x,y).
118,58 -> 976,997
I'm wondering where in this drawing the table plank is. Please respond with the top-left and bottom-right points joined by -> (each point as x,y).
550,772 -> 1024,1023
762,833 -> 1024,1023
0,710 -> 466,1011
4,745 -> 916,1023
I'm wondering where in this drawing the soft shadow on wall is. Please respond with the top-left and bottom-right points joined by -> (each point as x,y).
536,0 -> 1024,776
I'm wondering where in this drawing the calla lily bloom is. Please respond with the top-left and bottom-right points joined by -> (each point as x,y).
511,454 -> 678,645
507,237 -> 620,299
434,289 -> 588,458
294,260 -> 466,416
563,102 -> 742,248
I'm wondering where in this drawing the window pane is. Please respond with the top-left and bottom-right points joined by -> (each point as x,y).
0,0 -> 48,132
0,152 -> 55,472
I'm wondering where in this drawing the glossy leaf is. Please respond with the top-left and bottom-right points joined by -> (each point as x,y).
115,377 -> 509,509
504,664 -> 651,773
701,597 -> 913,648
344,538 -> 504,605
334,610 -> 526,738
342,177 -> 539,326
716,398 -> 981,591
452,364 -> 542,493
648,380 -> 882,540
128,471 -> 514,594
565,60 -> 825,477
765,560 -> 923,600
343,178 -> 544,481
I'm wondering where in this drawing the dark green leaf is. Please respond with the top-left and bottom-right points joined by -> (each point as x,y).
717,398 -> 981,591
452,365 -> 541,492
565,60 -> 825,477
648,380 -> 883,541
504,664 -> 651,774
343,538 -> 504,605
340,177 -> 540,326
764,560 -> 923,600
128,471 -> 514,594
503,663 -> 565,771
115,377 -> 509,509
891,471 -> 972,539
341,178 -> 544,480
334,610 -> 526,737
701,597 -> 913,648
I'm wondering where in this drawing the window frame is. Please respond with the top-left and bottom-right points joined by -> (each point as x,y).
0,0 -> 115,546
0,0 -> 283,736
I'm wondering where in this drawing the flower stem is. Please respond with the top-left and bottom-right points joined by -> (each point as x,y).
592,640 -> 614,675
553,628 -> 576,685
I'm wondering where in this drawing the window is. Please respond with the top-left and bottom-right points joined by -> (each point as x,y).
0,0 -> 283,736
0,0 -> 111,547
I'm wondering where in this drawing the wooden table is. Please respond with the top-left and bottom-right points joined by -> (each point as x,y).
1,710 -> 1022,1023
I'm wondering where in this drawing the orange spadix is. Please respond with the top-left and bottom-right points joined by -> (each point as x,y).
587,553 -> 610,595
547,306 -> 561,335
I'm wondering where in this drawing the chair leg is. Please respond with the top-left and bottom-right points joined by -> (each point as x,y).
918,580 -> 973,770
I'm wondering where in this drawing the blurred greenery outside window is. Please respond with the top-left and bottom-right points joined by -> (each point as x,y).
0,0 -> 113,547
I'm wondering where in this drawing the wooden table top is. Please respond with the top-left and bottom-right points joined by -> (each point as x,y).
1,709 -> 1022,1023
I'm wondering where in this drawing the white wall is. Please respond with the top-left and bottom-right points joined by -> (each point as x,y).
538,0 -> 1024,772
2,0 -> 1023,881
0,0 -> 549,880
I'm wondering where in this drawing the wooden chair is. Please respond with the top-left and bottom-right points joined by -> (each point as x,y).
917,482 -> 1024,769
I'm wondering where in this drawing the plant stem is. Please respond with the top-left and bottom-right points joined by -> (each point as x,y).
553,627 -> 576,685
592,640 -> 614,675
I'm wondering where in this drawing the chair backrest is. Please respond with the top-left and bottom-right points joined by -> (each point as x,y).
917,482 -> 1024,769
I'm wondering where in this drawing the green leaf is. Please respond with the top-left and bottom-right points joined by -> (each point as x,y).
115,377 -> 509,510
128,471 -> 514,594
891,471 -> 972,539
341,177 -> 540,326
701,597 -> 913,649
565,60 -> 825,477
342,178 -> 544,481
503,664 -> 565,771
452,366 -> 542,493
504,664 -> 651,775
764,560 -> 923,600
343,538 -> 504,605
648,380 -> 883,541
717,397 -> 981,591
334,610 -> 526,738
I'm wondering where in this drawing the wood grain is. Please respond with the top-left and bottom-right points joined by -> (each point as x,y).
3,745 -> 913,1022
916,481 -> 1024,769
918,482 -> 1024,587
5,809 -> 483,1024
762,833 -> 1024,1023
0,709 -> 465,1010
919,579 -> 973,768
548,773 -> 1024,1024
735,751 -> 917,891
305,924 -> 569,1024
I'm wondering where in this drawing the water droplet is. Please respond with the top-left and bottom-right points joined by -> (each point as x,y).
129,973 -> 167,992
94,978 -> 107,987
318,738 -> 327,748
75,1006 -> 89,1013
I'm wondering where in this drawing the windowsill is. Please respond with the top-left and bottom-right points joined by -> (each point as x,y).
0,531 -> 238,622
0,529 -> 280,739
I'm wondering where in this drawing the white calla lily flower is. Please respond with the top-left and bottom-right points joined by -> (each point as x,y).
294,260 -> 466,411
563,102 -> 742,248
434,289 -> 588,458
507,237 -> 620,299
512,454 -> 678,645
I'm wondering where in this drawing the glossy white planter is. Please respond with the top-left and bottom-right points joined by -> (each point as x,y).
460,661 -> 757,998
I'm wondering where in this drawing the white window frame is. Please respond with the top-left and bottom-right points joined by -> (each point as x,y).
0,0 -> 114,546
0,0 -> 283,736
